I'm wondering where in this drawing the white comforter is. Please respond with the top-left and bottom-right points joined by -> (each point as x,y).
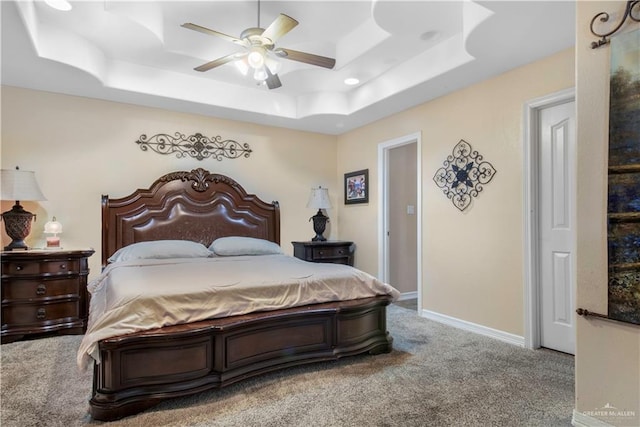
77,254 -> 399,370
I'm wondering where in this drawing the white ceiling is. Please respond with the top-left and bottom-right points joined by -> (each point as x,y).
1,0 -> 576,135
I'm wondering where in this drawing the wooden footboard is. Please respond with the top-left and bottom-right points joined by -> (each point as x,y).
89,296 -> 393,421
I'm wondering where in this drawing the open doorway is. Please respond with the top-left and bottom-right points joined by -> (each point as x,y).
378,132 -> 422,310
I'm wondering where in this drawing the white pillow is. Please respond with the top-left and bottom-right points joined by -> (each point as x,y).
209,236 -> 282,256
108,240 -> 212,263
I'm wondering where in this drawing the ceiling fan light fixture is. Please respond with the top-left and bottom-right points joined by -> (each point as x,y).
182,11 -> 334,90
247,48 -> 265,69
234,58 -> 249,76
253,67 -> 268,81
344,77 -> 360,86
265,57 -> 281,75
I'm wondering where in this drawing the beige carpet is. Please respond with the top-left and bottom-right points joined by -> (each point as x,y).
1,304 -> 574,426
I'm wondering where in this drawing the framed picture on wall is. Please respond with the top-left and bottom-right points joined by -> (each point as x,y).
606,28 -> 640,325
344,169 -> 369,205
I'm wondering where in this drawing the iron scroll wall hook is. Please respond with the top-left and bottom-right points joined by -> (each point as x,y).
590,0 -> 640,49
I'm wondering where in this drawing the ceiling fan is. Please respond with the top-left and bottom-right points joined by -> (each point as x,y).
182,4 -> 336,90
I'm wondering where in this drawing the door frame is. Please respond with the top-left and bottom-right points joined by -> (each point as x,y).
523,87 -> 575,349
378,132 -> 422,306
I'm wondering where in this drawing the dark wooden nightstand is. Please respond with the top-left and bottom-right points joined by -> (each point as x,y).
291,241 -> 355,266
1,248 -> 95,343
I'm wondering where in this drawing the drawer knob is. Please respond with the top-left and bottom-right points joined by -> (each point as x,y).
59,264 -> 67,270
36,308 -> 46,320
338,250 -> 344,254
16,265 -> 23,271
36,284 -> 47,295
318,251 -> 324,255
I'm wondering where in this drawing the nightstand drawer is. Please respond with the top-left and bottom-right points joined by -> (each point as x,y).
3,259 -> 80,276
2,301 -> 80,326
312,246 -> 350,259
292,241 -> 355,266
2,279 -> 80,301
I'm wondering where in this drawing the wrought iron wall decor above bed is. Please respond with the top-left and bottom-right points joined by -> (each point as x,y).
433,139 -> 496,212
136,132 -> 252,161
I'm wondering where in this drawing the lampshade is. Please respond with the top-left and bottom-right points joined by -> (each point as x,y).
307,187 -> 331,210
253,67 -> 268,81
265,56 -> 281,74
44,217 -> 63,234
234,57 -> 249,76
247,48 -> 265,69
1,168 -> 47,201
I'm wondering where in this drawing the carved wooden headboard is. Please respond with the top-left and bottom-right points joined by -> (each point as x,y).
101,168 -> 280,267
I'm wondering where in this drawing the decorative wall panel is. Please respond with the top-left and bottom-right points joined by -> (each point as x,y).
433,139 -> 496,212
552,120 -> 570,229
136,133 -> 252,161
553,252 -> 572,325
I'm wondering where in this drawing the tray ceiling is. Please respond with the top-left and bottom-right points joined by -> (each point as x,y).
1,1 -> 575,134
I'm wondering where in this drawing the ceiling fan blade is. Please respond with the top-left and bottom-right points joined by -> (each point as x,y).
182,23 -> 246,46
274,48 -> 335,69
264,67 -> 282,90
194,53 -> 241,72
261,14 -> 298,45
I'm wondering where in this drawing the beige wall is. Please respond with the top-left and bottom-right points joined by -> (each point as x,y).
575,1 -> 640,425
338,48 -> 575,336
0,86 -> 338,278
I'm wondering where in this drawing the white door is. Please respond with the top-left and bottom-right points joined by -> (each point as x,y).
539,100 -> 576,355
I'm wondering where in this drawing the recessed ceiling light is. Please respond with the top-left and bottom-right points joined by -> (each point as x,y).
344,78 -> 360,86
44,0 -> 72,11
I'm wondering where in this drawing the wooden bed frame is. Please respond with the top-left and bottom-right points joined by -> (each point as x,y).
89,168 -> 394,421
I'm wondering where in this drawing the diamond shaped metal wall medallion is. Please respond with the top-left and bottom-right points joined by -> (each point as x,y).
433,139 -> 496,211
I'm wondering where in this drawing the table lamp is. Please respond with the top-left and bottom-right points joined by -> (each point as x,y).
307,186 -> 331,241
1,167 -> 47,251
44,217 -> 63,248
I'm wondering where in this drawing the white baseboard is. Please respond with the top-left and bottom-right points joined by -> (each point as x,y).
397,291 -> 417,301
572,409 -> 614,427
419,309 -> 525,347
